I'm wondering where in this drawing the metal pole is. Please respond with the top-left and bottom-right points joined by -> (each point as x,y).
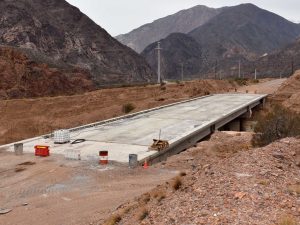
156,42 -> 162,84
255,69 -> 257,80
238,60 -> 241,78
181,63 -> 184,81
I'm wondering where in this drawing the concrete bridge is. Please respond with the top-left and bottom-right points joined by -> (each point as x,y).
2,94 -> 267,164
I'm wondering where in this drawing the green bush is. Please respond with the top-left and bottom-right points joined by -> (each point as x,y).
122,103 -> 135,114
252,105 -> 300,147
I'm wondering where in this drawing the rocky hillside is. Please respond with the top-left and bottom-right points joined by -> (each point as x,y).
116,5 -> 223,53
251,38 -> 300,77
0,0 -> 155,85
104,133 -> 300,225
142,4 -> 300,79
272,70 -> 300,112
0,46 -> 94,99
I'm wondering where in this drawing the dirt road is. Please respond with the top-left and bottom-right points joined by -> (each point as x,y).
237,78 -> 286,94
0,151 -> 175,225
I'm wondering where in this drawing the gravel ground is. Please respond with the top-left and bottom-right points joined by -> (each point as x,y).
107,132 -> 300,225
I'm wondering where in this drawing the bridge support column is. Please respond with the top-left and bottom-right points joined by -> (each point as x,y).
227,119 -> 241,131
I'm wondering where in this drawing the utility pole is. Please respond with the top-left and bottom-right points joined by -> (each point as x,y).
255,69 -> 257,80
214,60 -> 218,80
238,60 -> 241,78
291,57 -> 294,75
181,63 -> 184,81
155,42 -> 162,84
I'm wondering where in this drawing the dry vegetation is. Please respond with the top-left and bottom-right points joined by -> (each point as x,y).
252,104 -> 300,146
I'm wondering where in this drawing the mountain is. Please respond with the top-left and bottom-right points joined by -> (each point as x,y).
116,5 -> 223,53
142,4 -> 300,80
142,33 -> 203,80
189,3 -> 300,59
0,0 -> 155,86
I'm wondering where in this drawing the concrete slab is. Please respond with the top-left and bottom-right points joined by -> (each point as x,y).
2,94 -> 266,163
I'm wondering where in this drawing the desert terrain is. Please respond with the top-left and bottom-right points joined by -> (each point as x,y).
1,78 -> 296,225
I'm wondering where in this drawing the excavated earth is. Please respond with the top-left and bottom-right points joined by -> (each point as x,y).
272,70 -> 300,113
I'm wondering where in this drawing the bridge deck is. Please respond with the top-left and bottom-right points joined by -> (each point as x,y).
3,94 -> 266,163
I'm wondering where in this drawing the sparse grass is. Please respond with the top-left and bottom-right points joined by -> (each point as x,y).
152,190 -> 166,203
15,167 -> 26,172
104,214 -> 121,225
287,184 -> 300,196
138,208 -> 149,221
172,176 -> 182,190
258,179 -> 270,186
141,193 -> 151,204
278,215 -> 298,225
18,161 -> 36,166
122,103 -> 135,114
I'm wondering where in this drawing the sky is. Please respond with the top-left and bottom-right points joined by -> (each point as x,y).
66,0 -> 300,36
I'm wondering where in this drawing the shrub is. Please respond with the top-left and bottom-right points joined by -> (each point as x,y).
138,208 -> 149,221
104,214 -> 121,225
122,103 -> 135,114
179,171 -> 187,177
252,105 -> 300,147
172,176 -> 182,190
160,86 -> 166,91
234,78 -> 248,86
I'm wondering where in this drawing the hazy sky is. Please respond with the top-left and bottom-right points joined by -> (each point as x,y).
66,0 -> 300,36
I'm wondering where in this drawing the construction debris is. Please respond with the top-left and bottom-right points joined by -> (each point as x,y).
149,139 -> 169,151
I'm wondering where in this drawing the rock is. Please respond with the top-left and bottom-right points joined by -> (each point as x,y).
272,152 -> 285,160
0,208 -> 12,215
234,192 -> 247,200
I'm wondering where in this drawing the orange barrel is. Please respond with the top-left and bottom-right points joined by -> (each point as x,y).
99,151 -> 108,165
35,145 -> 50,157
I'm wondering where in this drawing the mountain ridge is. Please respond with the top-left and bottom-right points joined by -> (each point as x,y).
116,5 -> 223,53
142,4 -> 300,79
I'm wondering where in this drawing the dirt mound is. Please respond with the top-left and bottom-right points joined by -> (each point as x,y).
272,70 -> 300,112
0,46 -> 95,99
107,133 -> 300,225
0,80 -> 236,144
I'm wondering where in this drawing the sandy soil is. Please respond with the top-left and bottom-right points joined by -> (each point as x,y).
0,150 -> 175,225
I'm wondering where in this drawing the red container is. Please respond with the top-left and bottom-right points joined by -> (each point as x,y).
99,151 -> 108,165
35,145 -> 50,157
